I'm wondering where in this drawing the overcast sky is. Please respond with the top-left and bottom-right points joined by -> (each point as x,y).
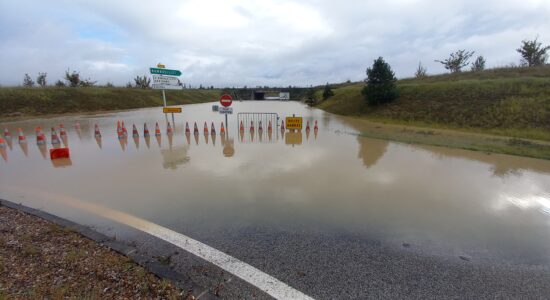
1,0 -> 549,87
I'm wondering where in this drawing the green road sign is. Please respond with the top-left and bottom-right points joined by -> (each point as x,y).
149,68 -> 182,76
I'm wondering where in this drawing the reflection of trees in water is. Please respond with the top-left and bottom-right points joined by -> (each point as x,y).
161,146 -> 190,170
357,136 -> 388,168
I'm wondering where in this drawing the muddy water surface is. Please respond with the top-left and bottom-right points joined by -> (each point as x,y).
1,101 -> 550,265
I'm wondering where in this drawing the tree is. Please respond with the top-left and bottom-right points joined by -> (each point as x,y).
322,83 -> 334,100
23,74 -> 35,87
435,50 -> 475,73
36,72 -> 47,87
65,69 -> 81,87
80,78 -> 97,87
516,37 -> 550,67
414,62 -> 427,78
125,82 -> 133,88
305,88 -> 317,106
55,80 -> 66,87
105,82 -> 114,88
471,56 -> 486,72
362,57 -> 399,106
133,75 -> 151,89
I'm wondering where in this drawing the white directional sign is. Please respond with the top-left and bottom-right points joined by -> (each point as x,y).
152,83 -> 182,90
219,107 -> 233,114
152,74 -> 181,87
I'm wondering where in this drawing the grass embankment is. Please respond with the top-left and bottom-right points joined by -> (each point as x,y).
0,205 -> 191,299
317,66 -> 550,159
0,87 -> 221,119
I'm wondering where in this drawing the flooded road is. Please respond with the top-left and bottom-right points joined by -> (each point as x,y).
2,101 -> 550,298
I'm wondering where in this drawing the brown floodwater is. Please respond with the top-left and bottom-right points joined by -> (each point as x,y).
1,101 -> 550,264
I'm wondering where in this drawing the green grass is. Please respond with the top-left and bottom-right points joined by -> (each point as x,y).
317,66 -> 550,142
0,87 -> 221,118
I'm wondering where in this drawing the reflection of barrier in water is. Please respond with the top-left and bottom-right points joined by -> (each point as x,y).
155,135 -> 161,147
144,135 -> 150,148
222,138 -> 235,157
211,133 -> 216,146
185,122 -> 190,134
38,144 -> 48,159
0,137 -> 5,149
204,132 -> 209,144
0,148 -> 7,162
167,134 -> 173,149
95,136 -> 102,149
19,142 -> 29,157
51,157 -> 72,168
285,132 -> 302,146
50,147 -> 70,160
193,132 -> 199,145
194,122 -> 199,134
133,136 -> 140,149
161,145 -> 190,170
185,132 -> 190,145
119,136 -> 127,151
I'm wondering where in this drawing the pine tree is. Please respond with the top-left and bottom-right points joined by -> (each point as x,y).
362,57 -> 399,106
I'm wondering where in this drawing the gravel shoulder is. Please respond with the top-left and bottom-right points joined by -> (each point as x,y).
0,205 -> 193,299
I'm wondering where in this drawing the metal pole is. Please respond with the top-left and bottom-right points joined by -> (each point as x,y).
162,89 -> 168,123
225,113 -> 228,133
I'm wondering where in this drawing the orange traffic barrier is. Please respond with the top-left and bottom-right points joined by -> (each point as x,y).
268,121 -> 272,132
17,128 -> 26,144
155,122 -> 161,137
167,122 -> 173,135
306,121 -> 310,131
240,121 -> 244,131
258,121 -> 263,131
143,123 -> 150,137
36,127 -> 46,145
185,122 -> 190,134
94,124 -> 101,138
211,122 -> 216,135
203,122 -> 208,134
314,120 -> 318,130
51,127 -> 60,145
194,122 -> 199,134
220,122 -> 225,135
50,147 -> 70,159
59,124 -> 67,137
3,128 -> 11,140
132,124 -> 139,138
281,121 -> 285,131
0,137 -> 5,149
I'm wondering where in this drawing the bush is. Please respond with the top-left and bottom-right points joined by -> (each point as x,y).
322,83 -> 334,100
362,57 -> 399,106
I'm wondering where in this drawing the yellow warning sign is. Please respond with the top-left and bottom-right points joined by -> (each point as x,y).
163,107 -> 182,113
285,116 -> 302,130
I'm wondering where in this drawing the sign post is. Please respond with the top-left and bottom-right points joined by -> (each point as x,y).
219,94 -> 233,133
150,64 -> 182,125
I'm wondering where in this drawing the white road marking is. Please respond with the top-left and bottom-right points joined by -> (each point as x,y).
3,188 -> 314,300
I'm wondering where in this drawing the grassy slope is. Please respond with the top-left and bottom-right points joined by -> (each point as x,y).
317,66 -> 550,141
0,87 -> 221,118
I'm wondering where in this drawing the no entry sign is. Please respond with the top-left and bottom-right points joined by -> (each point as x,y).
220,94 -> 233,107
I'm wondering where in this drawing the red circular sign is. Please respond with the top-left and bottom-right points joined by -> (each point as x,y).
220,94 -> 233,107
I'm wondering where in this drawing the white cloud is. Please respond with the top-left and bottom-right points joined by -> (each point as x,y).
0,0 -> 549,86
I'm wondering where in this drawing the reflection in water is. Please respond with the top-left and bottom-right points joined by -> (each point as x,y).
51,158 -> 72,168
357,137 -> 388,168
155,135 -> 161,147
18,143 -> 29,157
38,144 -> 48,159
222,138 -> 235,157
194,133 -> 199,145
285,132 -> 302,146
204,132 -> 209,145
185,132 -> 191,145
211,133 -> 216,146
0,148 -> 6,161
133,136 -> 140,149
161,145 -> 190,170
95,136 -> 102,149
118,136 -> 127,151
144,136 -> 151,149
167,134 -> 173,149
